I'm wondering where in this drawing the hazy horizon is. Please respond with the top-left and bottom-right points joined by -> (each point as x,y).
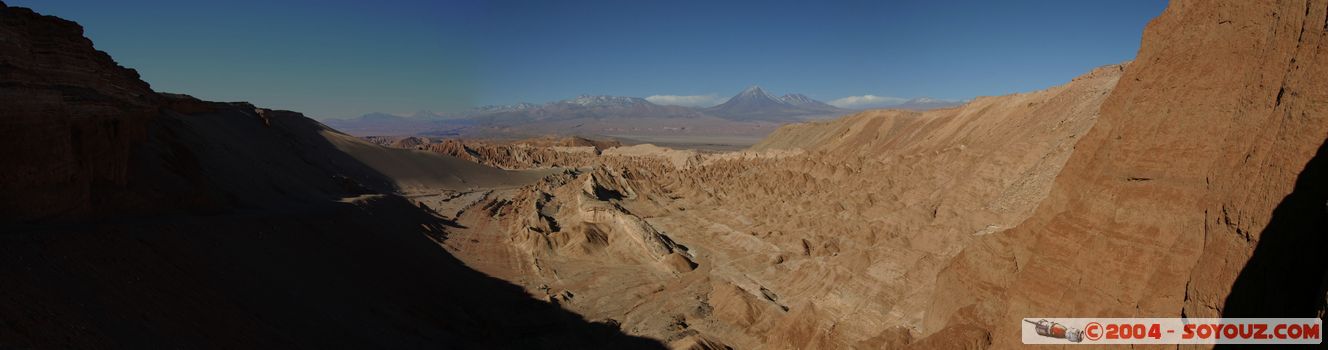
10,0 -> 1165,119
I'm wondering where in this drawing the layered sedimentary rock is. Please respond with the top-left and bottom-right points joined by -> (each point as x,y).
923,0 -> 1328,347
0,3 -> 158,222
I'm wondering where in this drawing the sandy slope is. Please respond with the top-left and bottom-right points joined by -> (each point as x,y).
136,100 -> 556,210
321,125 -> 555,191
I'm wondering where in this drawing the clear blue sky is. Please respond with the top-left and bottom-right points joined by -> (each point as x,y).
10,0 -> 1166,119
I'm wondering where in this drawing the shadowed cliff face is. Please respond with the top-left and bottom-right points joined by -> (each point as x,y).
0,3 -> 664,348
922,0 -> 1328,347
1220,137 -> 1328,319
0,2 -> 159,222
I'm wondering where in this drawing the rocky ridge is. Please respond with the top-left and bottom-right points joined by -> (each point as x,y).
0,3 -> 664,348
921,0 -> 1328,347
0,2 -> 159,222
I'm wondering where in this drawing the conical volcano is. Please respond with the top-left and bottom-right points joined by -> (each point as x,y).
707,85 -> 845,121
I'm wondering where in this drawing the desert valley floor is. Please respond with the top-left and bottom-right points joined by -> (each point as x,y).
2,0 -> 1327,349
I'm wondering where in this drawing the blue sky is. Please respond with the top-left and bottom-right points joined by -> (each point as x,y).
10,0 -> 1166,119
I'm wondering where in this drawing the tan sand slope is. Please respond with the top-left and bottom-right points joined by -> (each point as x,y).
139,97 -> 555,213
321,123 -> 555,191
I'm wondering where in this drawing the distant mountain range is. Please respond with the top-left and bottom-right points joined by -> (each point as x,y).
324,86 -> 963,136
779,93 -> 843,113
704,86 -> 846,121
465,95 -> 702,124
889,97 -> 967,111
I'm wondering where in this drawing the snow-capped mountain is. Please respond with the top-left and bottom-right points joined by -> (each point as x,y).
707,86 -> 848,121
471,103 -> 540,113
327,89 -> 855,136
780,93 -> 843,113
463,94 -> 701,124
729,86 -> 788,105
556,95 -> 652,107
777,93 -> 816,105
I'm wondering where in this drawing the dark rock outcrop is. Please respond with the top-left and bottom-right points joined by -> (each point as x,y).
0,4 -> 158,222
0,4 -> 665,349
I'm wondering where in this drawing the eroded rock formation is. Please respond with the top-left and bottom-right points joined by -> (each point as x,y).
5,0 -> 1325,348
0,3 -> 158,222
438,62 -> 1126,348
923,1 -> 1328,347
431,2 -> 1327,348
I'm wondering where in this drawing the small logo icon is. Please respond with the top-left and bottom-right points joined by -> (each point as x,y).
1084,322 -> 1103,341
1025,319 -> 1085,343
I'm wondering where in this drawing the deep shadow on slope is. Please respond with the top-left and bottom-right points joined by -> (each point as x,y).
0,3 -> 657,347
0,197 -> 663,349
0,103 -> 665,349
1219,136 -> 1328,322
